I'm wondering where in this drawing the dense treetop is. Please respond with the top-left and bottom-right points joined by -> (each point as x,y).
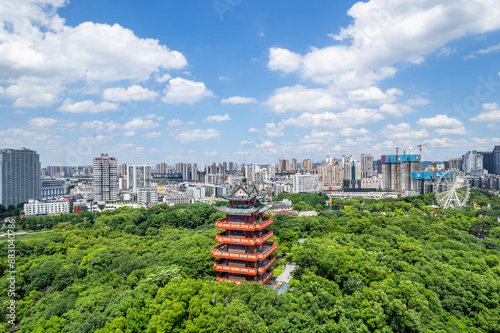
0,190 -> 499,332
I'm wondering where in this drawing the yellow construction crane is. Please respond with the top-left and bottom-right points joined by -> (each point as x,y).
394,147 -> 399,192
417,142 -> 430,171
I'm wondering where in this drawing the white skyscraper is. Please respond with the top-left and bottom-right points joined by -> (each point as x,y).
93,154 -> 118,202
127,163 -> 152,193
244,164 -> 256,183
462,150 -> 483,174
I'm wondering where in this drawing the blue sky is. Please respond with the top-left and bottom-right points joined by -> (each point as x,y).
1,0 -> 500,166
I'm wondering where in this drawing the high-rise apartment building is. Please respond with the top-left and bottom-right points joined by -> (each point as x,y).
291,159 -> 297,171
447,158 -> 463,171
207,165 -> 226,184
318,160 -> 343,190
360,153 -> 374,178
0,148 -> 41,207
301,159 -> 313,170
182,163 -> 193,180
285,160 -> 290,172
462,150 -> 483,174
244,164 -> 256,183
117,163 -> 127,177
493,146 -> 500,175
93,154 -> 117,202
381,151 -> 420,191
479,152 -> 494,174
156,162 -> 168,174
277,159 -> 290,172
127,163 -> 152,193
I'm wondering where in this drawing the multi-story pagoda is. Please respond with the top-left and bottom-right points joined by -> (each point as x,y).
211,184 -> 276,285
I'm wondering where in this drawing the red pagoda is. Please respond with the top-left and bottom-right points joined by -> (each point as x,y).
211,184 -> 276,285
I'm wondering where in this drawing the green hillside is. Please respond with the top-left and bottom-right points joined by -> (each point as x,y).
0,191 -> 499,332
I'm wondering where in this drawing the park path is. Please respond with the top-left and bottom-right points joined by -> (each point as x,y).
276,263 -> 297,283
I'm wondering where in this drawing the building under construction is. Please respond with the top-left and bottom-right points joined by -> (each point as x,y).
411,170 -> 449,194
381,151 -> 420,191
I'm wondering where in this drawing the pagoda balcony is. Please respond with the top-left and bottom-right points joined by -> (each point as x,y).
215,217 -> 273,231
215,269 -> 274,286
211,242 -> 277,261
213,261 -> 258,275
215,230 -> 273,245
257,256 -> 276,274
213,257 -> 276,276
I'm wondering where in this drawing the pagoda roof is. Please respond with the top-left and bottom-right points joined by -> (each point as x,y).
219,192 -> 267,201
212,202 -> 274,215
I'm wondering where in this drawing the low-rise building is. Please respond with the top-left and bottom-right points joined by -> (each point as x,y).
41,178 -> 67,200
73,201 -> 143,214
138,187 -> 159,204
361,177 -> 382,189
24,199 -> 70,216
186,185 -> 206,200
204,184 -> 228,197
163,189 -> 194,205
268,199 -> 294,215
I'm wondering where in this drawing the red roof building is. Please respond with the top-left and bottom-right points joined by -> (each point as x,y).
211,184 -> 276,285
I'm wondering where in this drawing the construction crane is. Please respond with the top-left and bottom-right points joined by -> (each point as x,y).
417,142 -> 430,171
394,147 -> 399,192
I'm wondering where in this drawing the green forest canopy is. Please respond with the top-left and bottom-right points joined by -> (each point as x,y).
0,190 -> 499,332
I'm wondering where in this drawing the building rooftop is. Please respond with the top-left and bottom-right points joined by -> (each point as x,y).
212,202 -> 274,214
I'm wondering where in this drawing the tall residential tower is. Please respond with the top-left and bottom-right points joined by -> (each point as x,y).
0,148 -> 41,207
93,154 -> 117,202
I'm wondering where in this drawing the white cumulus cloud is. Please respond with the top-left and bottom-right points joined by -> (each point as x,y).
143,132 -> 162,138
58,99 -> 119,113
28,117 -> 57,127
268,1 -> 500,87
122,118 -> 160,130
470,103 -> 500,122
382,123 -> 430,139
102,85 -> 159,102
176,128 -> 220,142
162,77 -> 214,104
221,96 -> 258,104
206,114 -> 231,122
417,115 -> 464,128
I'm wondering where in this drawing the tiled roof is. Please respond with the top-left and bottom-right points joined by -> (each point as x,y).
219,192 -> 267,201
212,202 -> 274,214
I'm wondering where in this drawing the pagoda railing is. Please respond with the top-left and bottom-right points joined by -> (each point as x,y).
211,242 -> 277,261
215,230 -> 273,245
213,257 -> 276,276
213,262 -> 258,275
257,256 -> 276,275
215,269 -> 274,286
215,217 -> 273,231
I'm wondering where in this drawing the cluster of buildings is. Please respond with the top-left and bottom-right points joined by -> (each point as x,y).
1,145 -> 500,218
380,146 -> 500,194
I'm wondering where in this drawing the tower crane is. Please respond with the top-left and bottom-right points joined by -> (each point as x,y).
417,142 -> 430,171
394,147 -> 399,192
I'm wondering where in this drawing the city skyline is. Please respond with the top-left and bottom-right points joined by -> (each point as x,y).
2,1 -> 500,166
32,144 -> 500,170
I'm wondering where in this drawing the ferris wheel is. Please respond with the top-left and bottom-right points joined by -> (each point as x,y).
434,169 -> 470,209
